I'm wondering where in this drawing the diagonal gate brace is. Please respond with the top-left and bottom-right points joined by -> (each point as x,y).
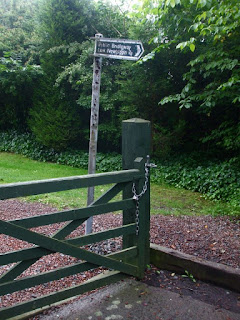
0,220 -> 138,276
0,183 -> 130,284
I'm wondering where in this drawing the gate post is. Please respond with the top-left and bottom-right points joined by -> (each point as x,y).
122,118 -> 151,273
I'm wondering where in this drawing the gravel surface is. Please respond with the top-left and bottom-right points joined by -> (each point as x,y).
0,199 -> 239,311
150,214 -> 240,269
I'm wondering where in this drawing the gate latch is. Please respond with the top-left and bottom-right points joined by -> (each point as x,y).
146,155 -> 157,169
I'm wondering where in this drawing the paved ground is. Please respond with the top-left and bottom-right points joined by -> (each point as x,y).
38,278 -> 240,320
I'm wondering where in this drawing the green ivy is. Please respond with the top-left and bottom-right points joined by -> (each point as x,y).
0,131 -> 121,172
151,158 -> 240,206
0,131 -> 239,207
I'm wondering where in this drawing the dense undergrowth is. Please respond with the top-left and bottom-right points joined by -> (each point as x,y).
0,131 -> 239,209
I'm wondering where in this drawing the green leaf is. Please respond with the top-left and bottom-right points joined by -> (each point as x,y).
170,0 -> 176,8
190,43 -> 195,52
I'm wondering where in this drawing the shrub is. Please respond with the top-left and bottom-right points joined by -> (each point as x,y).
0,131 -> 239,206
0,131 -> 121,172
151,157 -> 240,205
29,94 -> 80,151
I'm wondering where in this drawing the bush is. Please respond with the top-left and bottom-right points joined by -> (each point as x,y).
0,131 -> 121,172
151,157 -> 240,205
0,131 -> 239,205
29,94 -> 80,151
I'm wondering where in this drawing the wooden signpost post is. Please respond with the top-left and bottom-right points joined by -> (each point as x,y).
86,34 -> 144,234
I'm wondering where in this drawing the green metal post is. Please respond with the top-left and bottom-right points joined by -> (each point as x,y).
122,118 -> 151,253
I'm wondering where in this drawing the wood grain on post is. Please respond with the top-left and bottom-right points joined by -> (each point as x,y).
122,118 -> 151,262
86,33 -> 103,234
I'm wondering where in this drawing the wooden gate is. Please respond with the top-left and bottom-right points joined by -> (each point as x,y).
0,119 -> 151,319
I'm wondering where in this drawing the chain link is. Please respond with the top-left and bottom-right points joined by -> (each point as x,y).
132,162 -> 149,202
132,156 -> 157,235
132,158 -> 150,236
135,199 -> 140,235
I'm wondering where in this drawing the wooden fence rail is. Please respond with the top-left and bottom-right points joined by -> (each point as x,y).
0,118 -> 151,319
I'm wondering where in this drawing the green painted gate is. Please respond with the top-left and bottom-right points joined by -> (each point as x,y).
0,119 -> 151,319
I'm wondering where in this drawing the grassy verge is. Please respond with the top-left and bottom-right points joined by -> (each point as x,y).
151,184 -> 239,217
0,152 -> 238,216
0,152 -> 111,209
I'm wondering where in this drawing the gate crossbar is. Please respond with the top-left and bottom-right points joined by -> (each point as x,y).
0,271 -> 128,320
0,169 -> 141,200
0,219 -> 138,275
8,199 -> 134,228
0,182 -> 131,284
1,224 -> 136,266
0,167 -> 146,319
0,246 -> 138,296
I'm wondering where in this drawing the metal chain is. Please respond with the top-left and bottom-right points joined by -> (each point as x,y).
132,156 -> 157,235
132,157 -> 150,236
132,161 -> 149,202
135,199 -> 140,236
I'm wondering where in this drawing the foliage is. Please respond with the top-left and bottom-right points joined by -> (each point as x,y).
0,131 -> 122,172
31,0 -> 134,151
0,53 -> 42,130
152,120 -> 186,158
1,131 -> 239,207
52,2 -> 140,152
151,156 -> 240,205
2,152 -> 235,216
142,0 -> 240,156
29,98 -> 80,151
0,0 -> 42,131
1,0 -> 240,162
182,270 -> 196,283
0,0 -> 40,59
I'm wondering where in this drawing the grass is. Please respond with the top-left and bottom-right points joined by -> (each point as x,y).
0,152 -> 111,209
0,152 -> 238,216
151,184 -> 239,216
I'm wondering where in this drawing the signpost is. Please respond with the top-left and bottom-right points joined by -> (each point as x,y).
95,38 -> 144,61
86,34 -> 144,234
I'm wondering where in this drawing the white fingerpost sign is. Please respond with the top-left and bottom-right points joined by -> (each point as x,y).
95,38 -> 144,61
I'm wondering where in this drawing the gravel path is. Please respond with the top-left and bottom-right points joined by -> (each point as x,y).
0,199 -> 239,310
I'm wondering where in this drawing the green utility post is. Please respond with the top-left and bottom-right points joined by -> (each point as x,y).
122,118 -> 151,275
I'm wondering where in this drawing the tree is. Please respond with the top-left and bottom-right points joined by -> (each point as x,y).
141,0 -> 240,156
29,88 -> 80,151
28,0 -> 97,149
0,0 -> 41,131
39,0 -> 136,151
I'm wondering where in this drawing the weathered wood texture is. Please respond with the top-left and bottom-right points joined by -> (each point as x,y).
0,247 -> 137,296
150,244 -> 240,293
0,183 -> 128,284
9,199 -> 134,228
0,118 -> 152,319
0,219 -> 138,276
86,33 -> 103,234
134,157 -> 150,278
0,224 -> 136,266
122,118 -> 151,250
0,169 -> 140,200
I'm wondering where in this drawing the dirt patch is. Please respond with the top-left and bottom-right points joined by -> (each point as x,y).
142,266 -> 240,314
